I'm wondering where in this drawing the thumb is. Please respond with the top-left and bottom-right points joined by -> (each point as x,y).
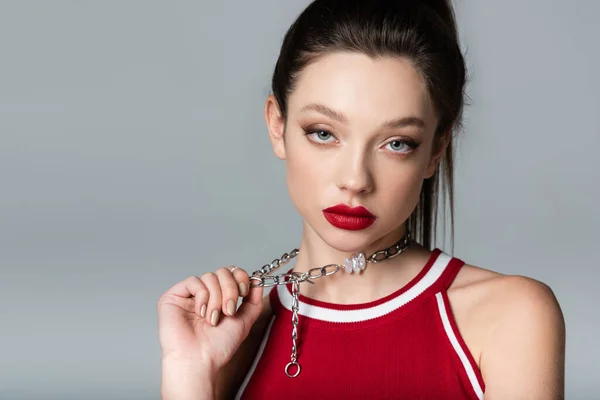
235,283 -> 265,326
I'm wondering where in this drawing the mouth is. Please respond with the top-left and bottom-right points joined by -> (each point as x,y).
322,204 -> 376,231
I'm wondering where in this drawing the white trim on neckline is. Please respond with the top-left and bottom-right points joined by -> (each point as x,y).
277,251 -> 453,323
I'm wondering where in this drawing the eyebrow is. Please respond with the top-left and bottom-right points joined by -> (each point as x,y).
300,102 -> 426,130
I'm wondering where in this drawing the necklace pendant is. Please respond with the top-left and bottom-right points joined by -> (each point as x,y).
344,252 -> 367,274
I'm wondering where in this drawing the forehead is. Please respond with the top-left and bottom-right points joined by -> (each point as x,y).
288,52 -> 436,125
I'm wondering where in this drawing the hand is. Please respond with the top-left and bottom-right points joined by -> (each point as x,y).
157,266 -> 264,373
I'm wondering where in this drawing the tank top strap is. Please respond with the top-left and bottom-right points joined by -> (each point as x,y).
432,250 -> 466,292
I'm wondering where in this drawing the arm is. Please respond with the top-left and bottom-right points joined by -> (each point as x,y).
480,276 -> 566,399
161,357 -> 217,400
215,294 -> 273,400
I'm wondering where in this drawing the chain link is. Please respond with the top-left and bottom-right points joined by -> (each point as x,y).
248,231 -> 411,378
249,249 -> 300,288
367,235 -> 410,263
285,280 -> 301,378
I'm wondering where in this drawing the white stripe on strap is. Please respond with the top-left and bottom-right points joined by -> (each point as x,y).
435,292 -> 484,400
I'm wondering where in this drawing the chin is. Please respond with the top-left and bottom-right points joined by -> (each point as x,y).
315,222 -> 380,253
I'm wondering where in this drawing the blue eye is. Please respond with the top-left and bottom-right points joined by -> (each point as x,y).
386,140 -> 414,154
305,130 -> 336,144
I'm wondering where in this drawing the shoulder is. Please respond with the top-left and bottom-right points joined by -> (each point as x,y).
451,261 -> 562,317
454,263 -> 564,346
456,264 -> 564,329
454,263 -> 566,398
475,270 -> 565,350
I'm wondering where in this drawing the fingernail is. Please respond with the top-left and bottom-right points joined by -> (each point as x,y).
211,310 -> 219,326
227,299 -> 236,316
200,304 -> 207,318
239,282 -> 248,296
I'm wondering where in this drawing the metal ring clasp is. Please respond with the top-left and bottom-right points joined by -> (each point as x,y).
285,361 -> 301,378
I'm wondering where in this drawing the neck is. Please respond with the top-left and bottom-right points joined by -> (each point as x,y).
291,221 -> 416,304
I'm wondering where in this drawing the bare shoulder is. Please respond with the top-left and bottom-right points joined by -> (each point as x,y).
454,263 -> 563,323
215,293 -> 274,400
452,262 -> 564,342
451,261 -> 563,313
452,263 -> 566,398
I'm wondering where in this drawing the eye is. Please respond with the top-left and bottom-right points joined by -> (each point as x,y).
304,129 -> 337,144
385,139 -> 417,154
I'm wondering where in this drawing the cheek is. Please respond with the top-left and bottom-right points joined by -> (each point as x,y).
284,139 -> 325,208
286,158 -> 311,191
377,163 -> 425,214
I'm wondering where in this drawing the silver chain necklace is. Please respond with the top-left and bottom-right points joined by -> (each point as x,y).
249,231 -> 411,378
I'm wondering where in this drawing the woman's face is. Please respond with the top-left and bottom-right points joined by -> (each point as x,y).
266,52 -> 444,253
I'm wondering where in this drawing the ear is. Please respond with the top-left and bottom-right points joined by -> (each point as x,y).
424,131 -> 450,179
265,95 -> 286,160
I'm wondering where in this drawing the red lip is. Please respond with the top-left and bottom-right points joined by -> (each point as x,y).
322,204 -> 376,231
323,204 -> 375,217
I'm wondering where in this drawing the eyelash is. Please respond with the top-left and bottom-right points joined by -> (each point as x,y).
302,129 -> 419,156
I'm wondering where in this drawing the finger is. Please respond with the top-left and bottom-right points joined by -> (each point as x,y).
230,267 -> 250,297
157,276 -> 207,324
243,277 -> 265,307
193,279 -> 209,318
199,272 -> 222,326
158,276 -> 206,315
214,267 -> 245,317
235,282 -> 265,327
160,275 -> 205,299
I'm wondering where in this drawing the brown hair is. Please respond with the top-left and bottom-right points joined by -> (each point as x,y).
270,0 -> 468,250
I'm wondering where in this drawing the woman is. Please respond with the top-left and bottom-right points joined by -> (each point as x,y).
158,1 -> 565,399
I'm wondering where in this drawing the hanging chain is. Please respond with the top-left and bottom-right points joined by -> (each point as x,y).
285,280 -> 301,378
248,231 -> 411,378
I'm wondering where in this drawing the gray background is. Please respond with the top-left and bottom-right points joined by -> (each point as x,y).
0,1 -> 597,399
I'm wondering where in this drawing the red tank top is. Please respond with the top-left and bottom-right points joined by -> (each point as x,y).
235,249 -> 485,400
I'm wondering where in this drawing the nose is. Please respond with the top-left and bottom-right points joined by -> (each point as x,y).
335,146 -> 374,195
